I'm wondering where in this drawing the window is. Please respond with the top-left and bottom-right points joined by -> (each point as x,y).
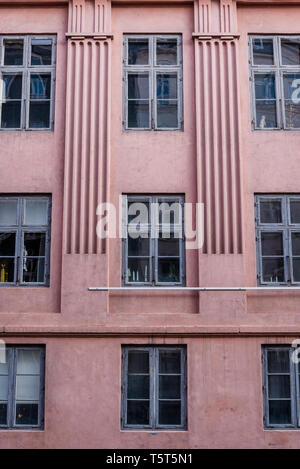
255,195 -> 300,285
0,196 -> 51,286
0,35 -> 56,130
250,36 -> 300,130
122,195 -> 185,286
262,346 -> 300,428
0,346 -> 45,429
121,346 -> 187,430
123,35 -> 183,130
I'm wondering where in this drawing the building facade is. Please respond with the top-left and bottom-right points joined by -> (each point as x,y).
1,0 -> 300,449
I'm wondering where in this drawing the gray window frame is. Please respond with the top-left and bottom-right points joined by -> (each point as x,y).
255,194 -> 300,286
0,345 -> 45,430
249,35 -> 300,130
0,35 -> 56,131
123,34 -> 183,131
0,195 -> 51,287
121,346 -> 187,430
122,194 -> 186,286
262,346 -> 300,429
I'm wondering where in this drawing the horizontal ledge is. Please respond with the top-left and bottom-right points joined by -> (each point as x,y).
66,33 -> 113,40
192,33 -> 240,40
88,286 -> 300,291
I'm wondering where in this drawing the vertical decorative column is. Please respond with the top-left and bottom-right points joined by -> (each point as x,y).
64,0 -> 111,254
193,0 -> 242,255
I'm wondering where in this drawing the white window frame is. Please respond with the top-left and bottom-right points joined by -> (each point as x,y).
0,35 -> 56,131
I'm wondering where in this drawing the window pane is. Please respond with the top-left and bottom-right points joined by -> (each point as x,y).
159,350 -> 181,374
268,375 -> 290,399
292,232 -> 300,255
15,403 -> 38,426
0,199 -> 18,225
0,232 -> 16,256
281,38 -> 300,65
261,232 -> 283,256
283,73 -> 300,128
0,375 -> 8,400
128,375 -> 149,399
24,233 -> 46,256
290,200 -> 300,224
156,40 -> 177,65
128,74 -> 149,100
284,102 -> 300,129
262,258 -> 284,282
157,100 -> 178,128
128,101 -> 149,128
16,375 -> 40,401
3,40 -> 23,66
255,101 -> 277,129
128,351 -> 149,374
255,75 -> 276,99
17,350 -> 41,375
292,258 -> 300,282
268,350 -> 290,373
157,74 -> 177,99
127,258 -> 149,283
158,235 -> 180,257
0,357 -> 8,375
0,258 -> 15,282
127,400 -> 149,425
22,257 -> 45,283
24,199 -> 48,225
31,40 -> 52,66
128,201 -> 150,224
128,40 -> 149,65
29,101 -> 50,128
269,400 -> 291,425
159,401 -> 181,425
0,403 -> 7,425
30,74 -> 51,100
1,101 -> 21,128
158,258 -> 180,282
2,74 -> 22,99
253,39 -> 274,65
260,200 -> 282,224
128,236 -> 150,256
159,376 -> 181,399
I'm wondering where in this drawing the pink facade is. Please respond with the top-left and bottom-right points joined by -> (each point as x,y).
1,0 -> 300,448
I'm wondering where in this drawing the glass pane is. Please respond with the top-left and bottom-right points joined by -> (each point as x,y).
267,350 -> 290,373
127,258 -> 149,283
158,258 -> 180,282
283,73 -> 300,101
128,74 -> 149,100
16,375 -> 40,400
0,199 -> 18,225
128,101 -> 149,128
157,74 -> 177,99
253,39 -> 274,65
159,351 -> 181,374
285,102 -> 300,129
22,257 -> 45,283
128,375 -> 149,399
30,74 -> 51,100
255,74 -> 276,99
269,400 -> 291,425
157,101 -> 178,128
159,401 -> 181,425
128,351 -> 149,374
0,232 -> 15,256
255,101 -> 277,129
158,234 -> 180,257
293,258 -> 300,282
3,40 -> 23,65
159,376 -> 181,399
29,101 -> 50,128
127,400 -> 149,425
281,38 -> 300,65
0,356 -> 8,375
128,40 -> 149,65
24,233 -> 46,256
128,201 -> 150,224
262,258 -> 284,283
24,199 -> 48,225
0,403 -> 7,425
1,101 -> 21,128
156,40 -> 177,65
260,200 -> 282,224
2,74 -> 22,99
290,200 -> 300,224
261,232 -> 283,256
17,350 -> 41,374
31,40 -> 52,66
292,232 -> 300,255
0,376 -> 8,400
128,236 -> 150,256
0,258 -> 15,282
268,375 -> 290,399
15,403 -> 38,426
